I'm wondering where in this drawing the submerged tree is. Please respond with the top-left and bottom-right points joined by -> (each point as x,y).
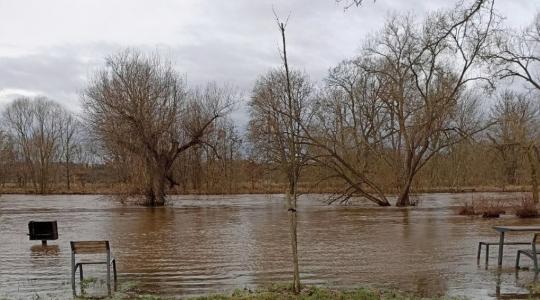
83,50 -> 232,206
318,0 -> 496,206
311,60 -> 391,206
371,2 -> 496,206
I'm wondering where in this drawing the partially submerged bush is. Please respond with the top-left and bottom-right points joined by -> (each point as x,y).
515,198 -> 539,218
458,195 -> 540,218
458,201 -> 478,216
481,206 -> 505,218
457,197 -> 506,218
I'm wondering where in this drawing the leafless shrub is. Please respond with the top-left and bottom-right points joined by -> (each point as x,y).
514,197 -> 539,218
458,201 -> 478,215
457,196 -> 506,217
481,203 -> 506,218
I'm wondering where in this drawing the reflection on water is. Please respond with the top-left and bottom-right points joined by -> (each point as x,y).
30,245 -> 60,256
1,193 -> 540,299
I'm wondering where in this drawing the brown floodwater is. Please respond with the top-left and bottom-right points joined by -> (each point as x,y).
1,193 -> 540,299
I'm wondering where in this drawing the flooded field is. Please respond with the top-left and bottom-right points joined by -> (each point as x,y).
1,193 -> 540,299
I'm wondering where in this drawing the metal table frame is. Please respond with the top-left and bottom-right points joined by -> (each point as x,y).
493,226 -> 540,266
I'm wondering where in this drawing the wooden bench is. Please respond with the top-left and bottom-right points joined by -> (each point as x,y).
70,241 -> 117,296
477,241 -> 530,265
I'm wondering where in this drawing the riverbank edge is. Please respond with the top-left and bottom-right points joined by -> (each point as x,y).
0,185 -> 534,196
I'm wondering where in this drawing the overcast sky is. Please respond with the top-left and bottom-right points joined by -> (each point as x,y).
0,0 -> 538,127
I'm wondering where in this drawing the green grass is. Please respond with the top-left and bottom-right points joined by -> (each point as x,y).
189,284 -> 461,300
2,282 -> 468,300
106,281 -> 171,300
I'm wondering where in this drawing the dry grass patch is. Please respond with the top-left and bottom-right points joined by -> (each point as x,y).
457,195 -> 540,218
457,196 -> 507,218
514,198 -> 539,218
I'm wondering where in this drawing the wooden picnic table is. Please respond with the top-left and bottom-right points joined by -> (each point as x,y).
493,226 -> 540,266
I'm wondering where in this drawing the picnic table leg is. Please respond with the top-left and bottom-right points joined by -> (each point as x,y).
107,253 -> 112,296
71,252 -> 76,296
79,264 -> 83,282
477,242 -> 482,263
498,231 -> 505,266
486,245 -> 489,265
495,271 -> 502,297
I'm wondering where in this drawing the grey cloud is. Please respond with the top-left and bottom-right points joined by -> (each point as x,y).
0,0 -> 537,130
0,44 -> 121,111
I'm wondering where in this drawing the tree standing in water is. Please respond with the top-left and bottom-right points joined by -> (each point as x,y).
83,49 -> 232,206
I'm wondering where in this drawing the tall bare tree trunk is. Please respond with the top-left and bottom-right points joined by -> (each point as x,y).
396,183 -> 412,206
527,146 -> 539,203
39,165 -> 46,194
66,161 -> 71,190
287,178 -> 300,293
279,19 -> 301,294
65,139 -> 71,190
145,159 -> 167,206
396,168 -> 413,207
152,172 -> 166,206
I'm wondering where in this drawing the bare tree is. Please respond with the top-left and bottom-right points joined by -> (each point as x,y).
0,128 -> 15,192
263,1 -> 494,208
296,0 -> 495,206
488,90 -> 540,201
248,19 -> 313,292
59,112 -> 82,190
487,12 -> 540,91
200,118 -> 242,193
359,1 -> 495,206
82,50 -> 232,206
309,60 -> 391,206
2,97 -> 65,194
249,68 -> 311,293
484,10 -> 540,200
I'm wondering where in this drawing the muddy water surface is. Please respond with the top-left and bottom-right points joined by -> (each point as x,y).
1,193 -> 540,299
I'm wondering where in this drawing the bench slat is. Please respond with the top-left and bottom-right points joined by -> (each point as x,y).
71,241 -> 109,254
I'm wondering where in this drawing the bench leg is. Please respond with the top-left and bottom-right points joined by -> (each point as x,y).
486,244 -> 489,265
107,261 -> 111,296
534,255 -> 539,272
498,232 -> 505,266
79,264 -> 83,282
71,254 -> 76,296
516,251 -> 521,269
477,242 -> 482,262
113,259 -> 117,291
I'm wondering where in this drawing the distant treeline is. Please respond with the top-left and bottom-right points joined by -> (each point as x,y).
0,106 -> 536,197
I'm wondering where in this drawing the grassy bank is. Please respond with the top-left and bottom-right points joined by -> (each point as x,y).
104,283 -> 462,300
3,284 -> 465,300
190,286 -> 454,300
